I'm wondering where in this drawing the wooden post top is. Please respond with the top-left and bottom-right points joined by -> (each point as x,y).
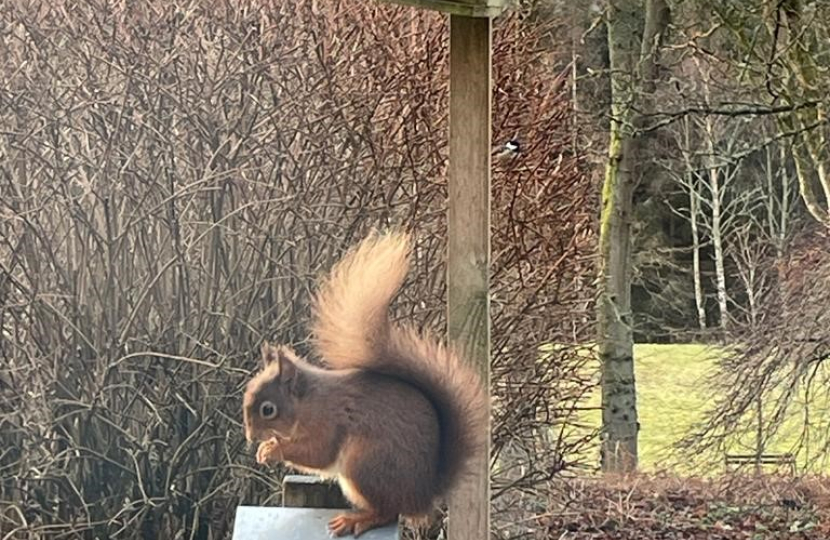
376,0 -> 507,18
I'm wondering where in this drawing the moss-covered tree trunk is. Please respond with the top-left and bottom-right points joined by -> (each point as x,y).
599,0 -> 669,473
769,0 -> 830,227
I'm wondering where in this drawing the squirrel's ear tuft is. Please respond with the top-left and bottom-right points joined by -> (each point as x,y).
275,346 -> 297,381
261,343 -> 303,393
261,341 -> 278,369
274,346 -> 306,396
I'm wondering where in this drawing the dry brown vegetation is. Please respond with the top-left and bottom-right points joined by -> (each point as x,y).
0,0 -> 595,537
541,474 -> 830,539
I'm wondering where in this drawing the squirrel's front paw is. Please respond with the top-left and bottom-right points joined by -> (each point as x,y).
256,439 -> 282,465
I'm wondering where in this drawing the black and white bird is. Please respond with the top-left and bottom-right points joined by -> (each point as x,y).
495,138 -> 521,162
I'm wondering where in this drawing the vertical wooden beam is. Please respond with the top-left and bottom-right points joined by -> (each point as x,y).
447,14 -> 491,540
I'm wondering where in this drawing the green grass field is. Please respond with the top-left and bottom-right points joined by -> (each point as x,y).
576,344 -> 830,474
580,343 -> 716,471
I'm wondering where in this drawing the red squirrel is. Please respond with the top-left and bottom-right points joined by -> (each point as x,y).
242,231 -> 488,537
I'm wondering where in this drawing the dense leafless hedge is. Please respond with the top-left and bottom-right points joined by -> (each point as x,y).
0,0 -> 596,537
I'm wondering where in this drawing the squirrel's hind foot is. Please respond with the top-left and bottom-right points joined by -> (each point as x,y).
327,511 -> 396,538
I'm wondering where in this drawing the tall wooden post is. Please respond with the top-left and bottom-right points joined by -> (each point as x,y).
447,14 -> 491,540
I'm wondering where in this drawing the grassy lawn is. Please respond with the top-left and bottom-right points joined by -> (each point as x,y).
575,343 -> 830,474
582,343 -> 717,471
631,343 -> 714,469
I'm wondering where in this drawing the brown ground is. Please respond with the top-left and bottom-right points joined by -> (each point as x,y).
537,474 -> 830,539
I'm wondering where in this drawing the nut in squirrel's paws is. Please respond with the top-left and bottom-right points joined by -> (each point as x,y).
255,439 -> 281,465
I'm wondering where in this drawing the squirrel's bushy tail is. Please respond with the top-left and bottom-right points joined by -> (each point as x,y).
311,230 -> 487,496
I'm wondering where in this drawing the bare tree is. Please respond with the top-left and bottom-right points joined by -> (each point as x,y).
679,227 -> 830,472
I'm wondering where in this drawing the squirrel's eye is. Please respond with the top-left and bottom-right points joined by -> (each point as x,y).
259,401 -> 278,419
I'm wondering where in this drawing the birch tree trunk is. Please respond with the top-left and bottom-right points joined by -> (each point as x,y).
683,117 -> 707,330
599,0 -> 669,473
702,115 -> 729,331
